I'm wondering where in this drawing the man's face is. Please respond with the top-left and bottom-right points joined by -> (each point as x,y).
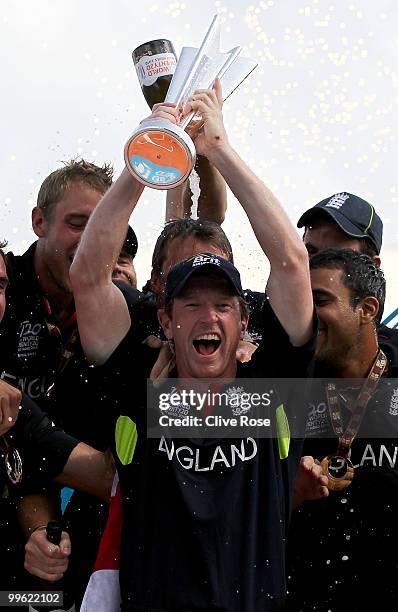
153,236 -> 228,298
33,181 -> 103,295
0,257 -> 8,323
304,219 -> 363,257
160,274 -> 247,379
311,267 -> 361,370
112,253 -> 137,288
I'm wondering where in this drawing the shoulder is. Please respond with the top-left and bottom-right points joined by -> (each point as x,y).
4,250 -> 20,287
4,245 -> 38,307
113,282 -> 157,319
378,324 -> 398,371
113,280 -> 145,308
95,323 -> 160,382
378,323 -> 398,349
115,284 -> 159,342
16,393 -> 49,429
4,249 -> 19,268
5,243 -> 36,275
243,289 -> 265,343
247,299 -> 317,377
243,289 -> 265,310
7,393 -> 49,446
16,393 -> 79,453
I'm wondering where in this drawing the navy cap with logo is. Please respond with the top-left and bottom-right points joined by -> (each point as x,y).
165,253 -> 244,304
297,192 -> 383,254
121,225 -> 138,259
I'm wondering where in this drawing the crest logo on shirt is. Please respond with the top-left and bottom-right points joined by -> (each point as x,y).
17,320 -> 42,359
325,192 -> 350,210
228,386 -> 251,416
305,401 -> 329,434
160,386 -> 190,417
389,389 -> 398,416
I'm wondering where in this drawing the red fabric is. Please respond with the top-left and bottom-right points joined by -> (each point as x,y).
93,481 -> 123,571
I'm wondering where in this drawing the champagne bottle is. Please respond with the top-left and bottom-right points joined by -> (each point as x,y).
132,39 -> 177,108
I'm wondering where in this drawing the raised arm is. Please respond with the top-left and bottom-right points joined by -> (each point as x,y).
70,168 -> 144,365
70,105 -> 187,365
184,81 -> 313,346
165,155 -> 227,223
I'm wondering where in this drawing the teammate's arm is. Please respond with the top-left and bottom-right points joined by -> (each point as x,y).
69,168 -> 144,364
55,443 -> 114,502
166,155 -> 227,223
70,105 -> 182,365
19,494 -> 71,582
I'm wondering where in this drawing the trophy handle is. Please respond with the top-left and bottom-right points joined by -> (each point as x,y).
179,45 -> 242,131
166,14 -> 221,108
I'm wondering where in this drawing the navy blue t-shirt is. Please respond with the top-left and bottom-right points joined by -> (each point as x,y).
287,339 -> 398,611
97,294 -> 316,612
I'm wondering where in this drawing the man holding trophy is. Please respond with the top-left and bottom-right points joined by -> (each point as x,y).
68,18 -> 322,605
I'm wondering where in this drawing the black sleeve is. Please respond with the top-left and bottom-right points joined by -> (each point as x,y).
91,296 -> 160,425
114,282 -> 161,344
7,394 -> 79,494
249,298 -> 318,378
113,281 -> 144,311
99,283 -> 160,380
243,289 -> 265,343
378,323 -> 398,354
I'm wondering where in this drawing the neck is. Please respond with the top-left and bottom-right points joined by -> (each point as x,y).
34,244 -> 72,314
175,357 -> 237,382
336,334 -> 379,378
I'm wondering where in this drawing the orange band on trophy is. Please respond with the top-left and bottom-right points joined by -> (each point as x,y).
125,129 -> 192,188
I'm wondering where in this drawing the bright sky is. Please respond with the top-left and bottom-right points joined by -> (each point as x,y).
1,0 -> 397,321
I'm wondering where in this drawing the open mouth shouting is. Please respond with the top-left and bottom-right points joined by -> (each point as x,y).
193,333 -> 221,356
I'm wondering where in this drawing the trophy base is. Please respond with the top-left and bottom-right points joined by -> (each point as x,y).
124,119 -> 196,190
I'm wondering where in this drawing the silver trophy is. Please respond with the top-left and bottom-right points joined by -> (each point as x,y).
124,14 -> 257,190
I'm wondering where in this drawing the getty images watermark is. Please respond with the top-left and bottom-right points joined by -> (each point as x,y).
147,377 -> 398,440
158,386 -> 272,428
146,378 -> 310,439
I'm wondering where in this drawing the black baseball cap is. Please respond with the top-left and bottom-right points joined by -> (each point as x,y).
297,192 -> 383,254
165,253 -> 244,304
121,225 -> 138,259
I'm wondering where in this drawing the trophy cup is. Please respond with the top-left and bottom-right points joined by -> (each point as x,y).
124,14 -> 257,190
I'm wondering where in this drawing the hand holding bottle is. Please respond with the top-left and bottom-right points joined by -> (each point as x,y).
24,522 -> 71,581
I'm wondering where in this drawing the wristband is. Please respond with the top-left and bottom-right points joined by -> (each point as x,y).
30,524 -> 48,535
